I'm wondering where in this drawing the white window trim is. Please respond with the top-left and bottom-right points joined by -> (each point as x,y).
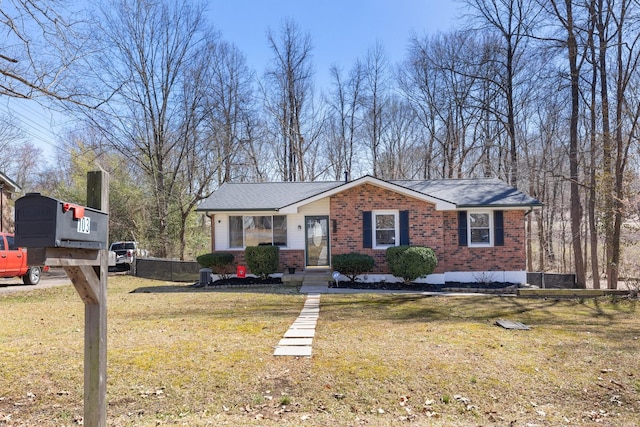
228,215 -> 288,249
373,210 -> 399,249
467,210 -> 493,247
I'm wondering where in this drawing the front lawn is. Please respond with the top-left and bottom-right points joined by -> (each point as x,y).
1,277 -> 638,426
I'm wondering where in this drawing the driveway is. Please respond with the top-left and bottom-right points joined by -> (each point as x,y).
0,268 -> 71,295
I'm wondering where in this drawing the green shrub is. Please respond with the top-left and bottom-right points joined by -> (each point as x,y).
245,245 -> 279,279
386,245 -> 438,284
196,252 -> 235,280
332,252 -> 375,282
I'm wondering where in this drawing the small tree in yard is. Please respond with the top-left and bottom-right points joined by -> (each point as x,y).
196,253 -> 235,280
332,253 -> 375,283
386,246 -> 438,285
245,246 -> 279,279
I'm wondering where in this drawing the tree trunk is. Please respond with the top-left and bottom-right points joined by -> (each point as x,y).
565,0 -> 586,288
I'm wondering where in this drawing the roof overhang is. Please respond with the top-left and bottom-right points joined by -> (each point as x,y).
0,171 -> 21,193
198,208 -> 280,213
277,175 -> 457,213
458,204 -> 543,210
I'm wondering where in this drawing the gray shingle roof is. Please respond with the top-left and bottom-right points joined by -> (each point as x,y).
196,177 -> 541,212
197,181 -> 344,211
390,178 -> 542,207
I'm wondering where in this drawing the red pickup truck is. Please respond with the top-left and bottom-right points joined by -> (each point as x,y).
0,232 -> 46,285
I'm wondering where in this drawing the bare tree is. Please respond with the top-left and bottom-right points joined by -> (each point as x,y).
203,41 -> 257,185
401,32 -> 484,179
0,115 -> 28,175
326,62 -> 365,180
0,0 -> 95,104
84,0 -> 219,258
264,19 -> 315,181
399,36 -> 440,178
377,96 -> 420,179
542,0 -> 587,287
594,0 -> 640,289
583,0 -> 602,288
362,42 -> 391,177
463,0 -> 542,187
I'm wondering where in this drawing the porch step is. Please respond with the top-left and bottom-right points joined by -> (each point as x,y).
283,271 -> 332,287
301,271 -> 332,283
299,272 -> 331,294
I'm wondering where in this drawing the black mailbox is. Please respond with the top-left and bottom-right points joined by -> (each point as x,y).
15,193 -> 108,250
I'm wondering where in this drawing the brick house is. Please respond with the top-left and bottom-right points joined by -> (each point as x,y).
196,175 -> 542,284
0,171 -> 21,233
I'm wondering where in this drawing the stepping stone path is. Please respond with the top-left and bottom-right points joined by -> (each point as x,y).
274,293 -> 320,357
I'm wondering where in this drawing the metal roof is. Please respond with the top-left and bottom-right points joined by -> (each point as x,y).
196,177 -> 542,212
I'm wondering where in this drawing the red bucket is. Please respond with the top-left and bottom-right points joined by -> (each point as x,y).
236,265 -> 246,278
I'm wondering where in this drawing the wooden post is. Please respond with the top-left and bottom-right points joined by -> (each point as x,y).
83,170 -> 109,426
21,171 -> 110,426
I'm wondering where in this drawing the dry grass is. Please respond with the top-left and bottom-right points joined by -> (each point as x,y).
1,277 -> 639,426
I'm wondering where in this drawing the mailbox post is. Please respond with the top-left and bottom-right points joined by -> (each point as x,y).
15,171 -> 109,427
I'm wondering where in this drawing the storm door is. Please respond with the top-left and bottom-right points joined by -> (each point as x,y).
305,216 -> 330,268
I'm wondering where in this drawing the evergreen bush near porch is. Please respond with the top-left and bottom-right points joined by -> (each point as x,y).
245,245 -> 280,279
196,252 -> 235,279
386,245 -> 438,285
332,252 -> 375,283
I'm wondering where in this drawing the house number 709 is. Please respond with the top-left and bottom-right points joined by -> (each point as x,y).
77,216 -> 91,234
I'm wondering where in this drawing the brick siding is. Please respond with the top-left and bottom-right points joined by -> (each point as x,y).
209,184 -> 527,275
329,184 -> 525,274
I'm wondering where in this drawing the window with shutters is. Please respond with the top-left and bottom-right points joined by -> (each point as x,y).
373,210 -> 398,248
468,211 -> 492,247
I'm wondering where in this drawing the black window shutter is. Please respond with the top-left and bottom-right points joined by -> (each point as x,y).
363,211 -> 372,248
458,211 -> 468,246
494,211 -> 504,246
399,210 -> 410,245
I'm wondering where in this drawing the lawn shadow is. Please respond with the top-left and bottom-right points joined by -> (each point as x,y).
319,293 -> 639,332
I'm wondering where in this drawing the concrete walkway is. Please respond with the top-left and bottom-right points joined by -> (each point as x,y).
275,272 -> 495,357
273,293 -> 320,357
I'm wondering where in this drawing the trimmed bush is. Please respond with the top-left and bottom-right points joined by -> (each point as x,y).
332,252 -> 375,283
386,245 -> 438,284
245,245 -> 279,279
196,252 -> 235,280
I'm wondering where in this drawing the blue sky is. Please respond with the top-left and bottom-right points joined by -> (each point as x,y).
3,1 -> 460,164
209,0 -> 460,83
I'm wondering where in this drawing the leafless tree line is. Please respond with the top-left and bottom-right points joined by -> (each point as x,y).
2,0 -> 640,284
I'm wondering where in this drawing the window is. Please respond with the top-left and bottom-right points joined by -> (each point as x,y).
229,216 -> 244,248
228,215 -> 287,248
363,210 -> 409,248
468,212 -> 491,246
6,234 -> 17,250
373,211 -> 398,248
273,216 -> 287,246
458,211 -> 504,247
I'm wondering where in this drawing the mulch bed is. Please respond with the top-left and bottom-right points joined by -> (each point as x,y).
192,276 -> 520,293
329,281 -> 521,292
192,276 -> 283,288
